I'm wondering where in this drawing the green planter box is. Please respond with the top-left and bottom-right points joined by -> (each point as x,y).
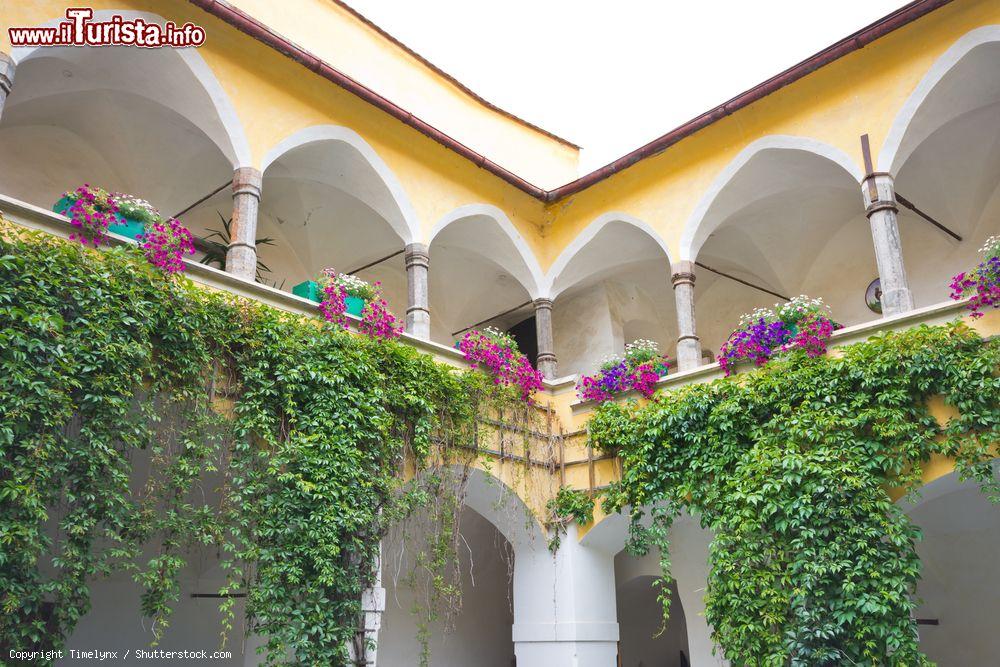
292,280 -> 323,302
345,296 -> 365,317
292,281 -> 366,317
53,196 -> 145,241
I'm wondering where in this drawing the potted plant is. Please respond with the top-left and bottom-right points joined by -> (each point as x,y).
457,326 -> 544,402
302,269 -> 377,316
54,185 -> 158,242
950,235 -> 1000,318
317,270 -> 401,341
576,339 -> 665,402
199,211 -> 276,281
718,295 -> 837,376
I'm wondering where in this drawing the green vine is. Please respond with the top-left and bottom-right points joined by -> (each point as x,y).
546,486 -> 595,552
0,221 -> 513,665
591,323 -> 1000,665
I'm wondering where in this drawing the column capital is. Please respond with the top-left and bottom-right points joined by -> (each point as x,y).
860,171 -> 897,218
532,296 -> 553,310
231,166 -> 262,200
0,51 -> 14,96
404,242 -> 429,268
671,260 -> 696,287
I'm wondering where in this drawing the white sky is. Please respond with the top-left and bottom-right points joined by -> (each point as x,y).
345,0 -> 905,173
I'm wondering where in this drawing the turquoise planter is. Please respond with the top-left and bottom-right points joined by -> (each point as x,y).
345,296 -> 366,317
292,280 -> 323,303
53,196 -> 145,241
291,281 -> 366,316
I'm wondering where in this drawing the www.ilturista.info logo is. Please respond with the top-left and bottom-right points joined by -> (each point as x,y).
8,8 -> 206,48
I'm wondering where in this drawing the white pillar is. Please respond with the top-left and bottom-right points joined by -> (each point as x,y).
533,297 -> 557,379
226,167 -> 262,281
404,243 -> 430,339
512,524 -> 619,666
860,172 -> 914,316
0,51 -> 14,120
671,260 -> 702,371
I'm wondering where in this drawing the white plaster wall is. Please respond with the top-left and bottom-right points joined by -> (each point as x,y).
907,483 -> 1000,666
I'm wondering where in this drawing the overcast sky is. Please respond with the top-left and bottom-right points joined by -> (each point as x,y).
345,0 -> 905,173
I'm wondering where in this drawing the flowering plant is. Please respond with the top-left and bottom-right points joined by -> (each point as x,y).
719,295 -> 837,376
950,236 -> 1000,318
108,192 -> 160,224
61,185 -> 196,274
577,339 -> 666,402
318,269 -> 378,300
457,326 -> 544,401
318,269 -> 401,341
139,218 -> 196,274
62,184 -> 119,247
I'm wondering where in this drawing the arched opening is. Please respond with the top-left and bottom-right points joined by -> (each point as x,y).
883,31 -> 1000,307
1,11 -> 246,240
615,551 -> 690,667
251,129 -> 415,307
903,469 -> 1000,664
546,215 -> 676,375
380,506 -> 516,667
682,139 -> 867,353
428,207 -> 543,350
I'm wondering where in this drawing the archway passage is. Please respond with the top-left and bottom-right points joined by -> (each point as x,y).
887,36 -> 1000,308
614,551 -> 690,667
685,143 -> 869,353
380,506 -> 516,667
547,217 -> 677,375
0,44 -> 237,227
906,473 -> 1000,665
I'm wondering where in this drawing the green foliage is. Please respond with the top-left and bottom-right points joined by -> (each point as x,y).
547,486 -> 594,526
591,324 -> 1000,666
545,486 -> 596,553
0,222 -> 494,665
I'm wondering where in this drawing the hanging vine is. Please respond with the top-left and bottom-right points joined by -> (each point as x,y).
591,321 -> 1000,665
0,220 -> 530,665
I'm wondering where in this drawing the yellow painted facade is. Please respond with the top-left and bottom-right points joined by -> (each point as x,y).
3,0 -> 999,540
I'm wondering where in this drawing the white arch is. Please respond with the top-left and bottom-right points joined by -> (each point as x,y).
879,25 -> 1000,173
678,135 -> 864,261
428,203 -> 546,298
543,212 -> 672,298
261,124 -> 420,244
9,10 -> 251,168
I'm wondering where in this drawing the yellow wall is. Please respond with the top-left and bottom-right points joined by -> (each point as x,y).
4,0 -> 1000,540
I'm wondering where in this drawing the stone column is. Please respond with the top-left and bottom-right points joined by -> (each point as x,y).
0,51 -> 15,120
861,172 -> 914,316
512,524 -> 620,666
671,260 -> 702,372
226,166 -> 262,281
533,297 -> 557,379
404,242 -> 430,339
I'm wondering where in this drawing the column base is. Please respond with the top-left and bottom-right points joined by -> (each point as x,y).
676,337 -> 702,372
881,287 -> 914,317
405,310 -> 430,339
514,641 -> 618,667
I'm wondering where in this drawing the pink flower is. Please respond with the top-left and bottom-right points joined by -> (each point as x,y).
139,218 -> 195,273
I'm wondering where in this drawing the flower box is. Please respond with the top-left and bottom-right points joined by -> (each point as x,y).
292,280 -> 323,303
53,195 -> 145,241
293,280 -> 366,316
344,295 -> 365,317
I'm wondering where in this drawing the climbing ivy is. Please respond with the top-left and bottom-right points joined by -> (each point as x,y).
0,221 -> 509,665
545,486 -> 596,552
591,323 -> 1000,665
